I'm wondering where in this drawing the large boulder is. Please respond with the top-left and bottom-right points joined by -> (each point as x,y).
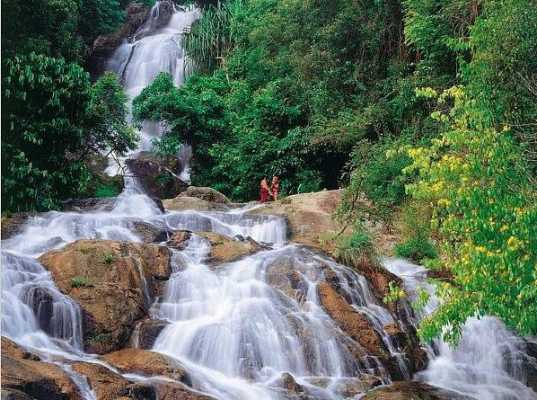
151,382 -> 216,400
61,198 -> 117,213
179,187 -> 230,204
72,359 -> 215,400
126,152 -> 188,199
198,232 -> 264,265
362,381 -> 472,400
102,348 -> 189,383
38,240 -> 171,353
247,190 -> 345,249
162,196 -> 228,212
70,362 -> 154,400
87,2 -> 151,78
1,337 -> 81,400
166,231 -> 264,265
317,282 -> 387,358
130,221 -> 171,244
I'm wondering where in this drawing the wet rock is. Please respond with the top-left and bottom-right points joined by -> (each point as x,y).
305,375 -> 382,398
39,240 -> 171,354
1,338 -> 40,361
1,338 -> 81,400
276,372 -> 305,395
522,339 -> 537,392
152,382 -> 216,400
87,2 -> 151,78
1,389 -> 35,400
132,0 -> 175,40
1,213 -> 36,240
162,196 -> 229,212
346,258 -> 402,302
62,197 -> 116,213
23,286 -> 54,336
166,230 -> 192,250
131,221 -> 171,244
126,152 -> 187,200
317,282 -> 387,357
178,187 -> 230,204
265,257 -> 308,304
362,381 -> 473,400
129,319 -> 169,349
197,232 -> 264,265
102,348 -> 190,384
383,323 -> 407,349
70,361 -> 154,400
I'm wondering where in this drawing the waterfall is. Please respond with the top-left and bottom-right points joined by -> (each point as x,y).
2,2 -> 536,400
105,1 -> 199,175
383,258 -> 537,400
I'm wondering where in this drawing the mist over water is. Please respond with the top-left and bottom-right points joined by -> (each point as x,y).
2,3 -> 535,400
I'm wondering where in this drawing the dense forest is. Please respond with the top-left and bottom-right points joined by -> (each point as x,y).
2,0 -> 536,347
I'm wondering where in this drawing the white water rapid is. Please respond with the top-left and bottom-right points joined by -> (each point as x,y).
383,258 -> 537,400
2,3 -> 536,400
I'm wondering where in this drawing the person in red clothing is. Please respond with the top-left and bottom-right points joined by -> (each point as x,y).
259,177 -> 272,203
271,176 -> 280,201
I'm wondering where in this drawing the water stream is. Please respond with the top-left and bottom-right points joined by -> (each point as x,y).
2,3 -> 536,400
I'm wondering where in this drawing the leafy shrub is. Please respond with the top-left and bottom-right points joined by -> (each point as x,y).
383,281 -> 407,304
395,237 -> 437,262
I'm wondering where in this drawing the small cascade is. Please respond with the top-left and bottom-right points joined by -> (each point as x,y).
162,209 -> 288,244
177,143 -> 193,183
152,242 -> 373,399
383,258 -> 537,400
2,251 -> 83,352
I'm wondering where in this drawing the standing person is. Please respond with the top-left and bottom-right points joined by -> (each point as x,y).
271,176 -> 280,201
259,177 -> 272,203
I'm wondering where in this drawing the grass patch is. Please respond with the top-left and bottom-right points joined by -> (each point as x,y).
71,276 -> 91,288
334,223 -> 377,266
103,253 -> 115,265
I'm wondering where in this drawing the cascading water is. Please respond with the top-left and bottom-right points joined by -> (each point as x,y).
105,1 -> 199,175
383,258 -> 537,400
2,2 -> 536,400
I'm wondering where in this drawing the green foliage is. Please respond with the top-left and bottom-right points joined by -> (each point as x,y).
87,72 -> 138,156
384,281 -> 407,304
2,0 -> 126,62
71,276 -> 91,288
103,253 -> 115,265
79,0 -> 125,45
395,237 -> 437,262
334,224 -> 377,267
184,1 -> 240,73
88,332 -> 112,343
393,201 -> 437,262
94,184 -> 121,198
2,55 -> 134,212
135,0 -> 414,201
406,86 -> 537,342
